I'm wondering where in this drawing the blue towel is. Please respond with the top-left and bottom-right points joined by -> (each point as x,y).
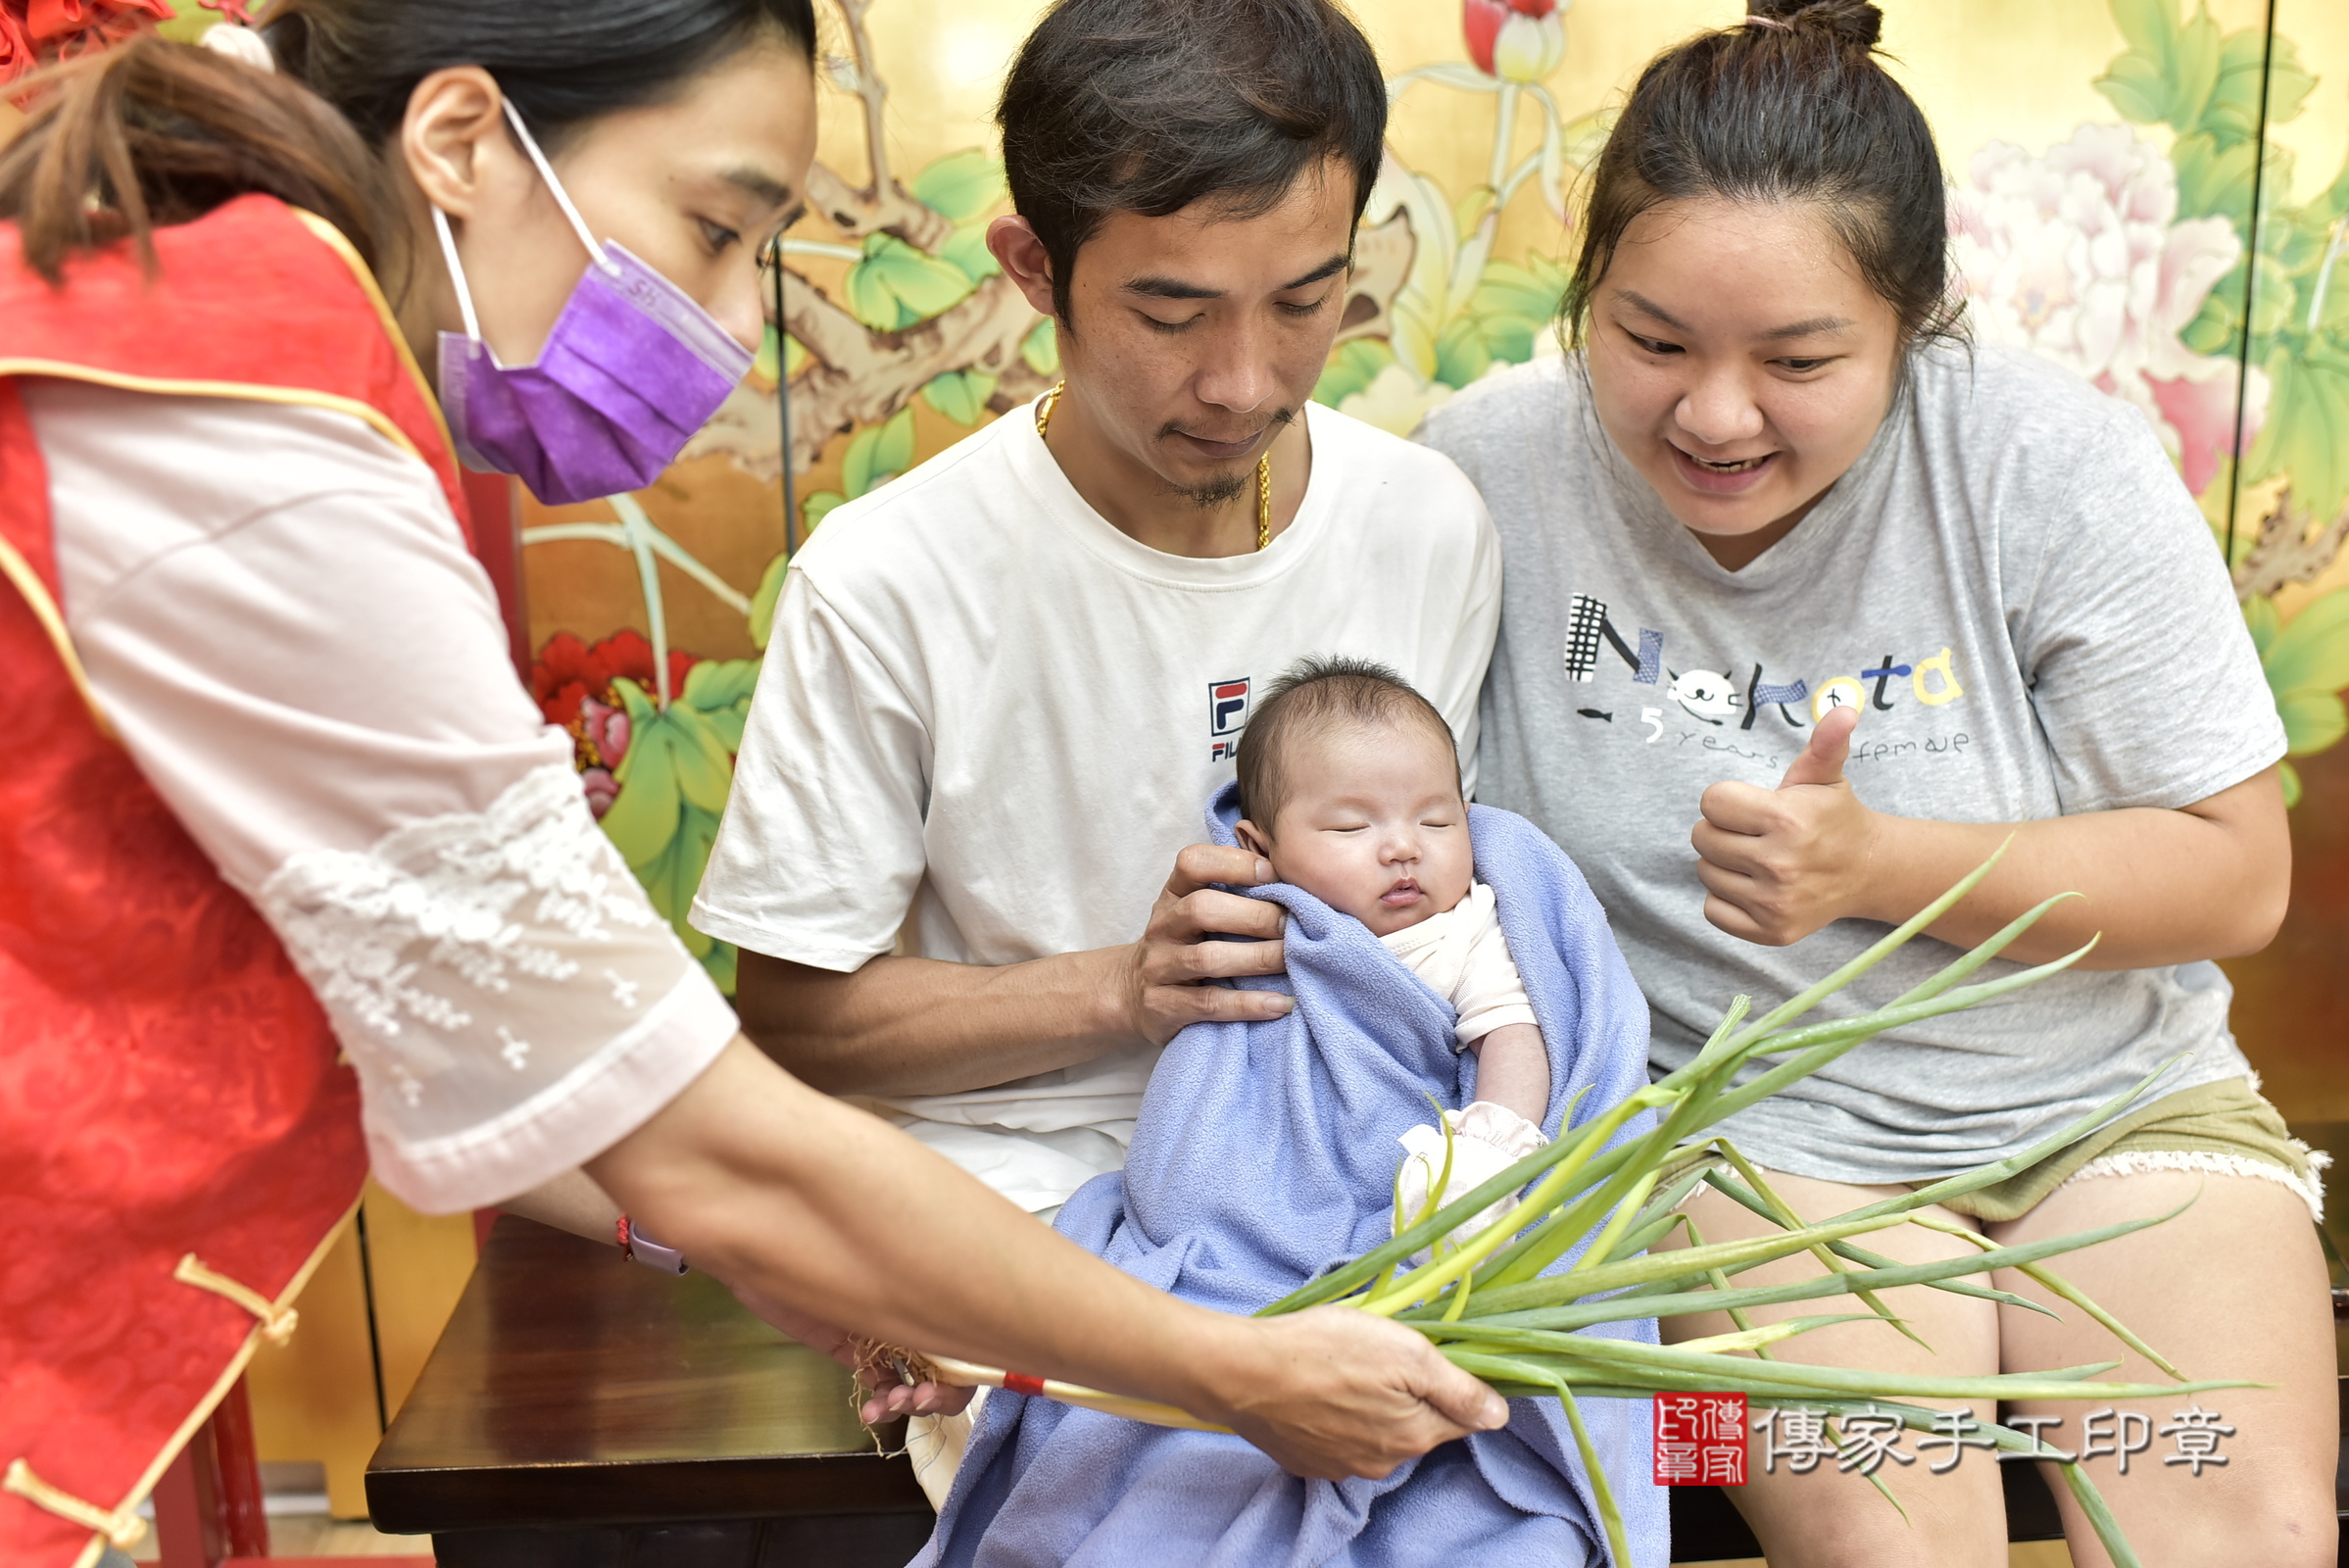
917,785 -> 1669,1568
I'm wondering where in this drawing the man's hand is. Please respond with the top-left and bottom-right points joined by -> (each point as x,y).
725,1275 -> 975,1423
1117,844 -> 1294,1045
1691,705 -> 1879,946
1198,1306 -> 1508,1480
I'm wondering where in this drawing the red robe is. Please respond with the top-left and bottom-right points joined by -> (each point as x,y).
0,195 -> 475,1568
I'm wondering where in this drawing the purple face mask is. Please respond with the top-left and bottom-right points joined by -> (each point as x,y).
433,100 -> 755,506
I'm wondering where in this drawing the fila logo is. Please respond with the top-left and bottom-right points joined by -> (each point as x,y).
1209,675 -> 1250,760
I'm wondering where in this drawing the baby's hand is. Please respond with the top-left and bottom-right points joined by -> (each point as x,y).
856,1366 -> 976,1424
1393,1102 -> 1549,1261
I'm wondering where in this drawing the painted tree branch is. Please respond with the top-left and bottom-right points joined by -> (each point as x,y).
2235,486 -> 2349,602
804,0 -> 953,250
683,269 -> 1047,480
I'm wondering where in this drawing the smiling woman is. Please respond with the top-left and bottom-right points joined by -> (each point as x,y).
1420,0 -> 2334,1563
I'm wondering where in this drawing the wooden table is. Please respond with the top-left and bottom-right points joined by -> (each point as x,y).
366,1217 -> 932,1567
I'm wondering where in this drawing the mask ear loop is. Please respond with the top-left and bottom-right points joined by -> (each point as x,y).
430,205 -> 487,348
500,96 -> 623,277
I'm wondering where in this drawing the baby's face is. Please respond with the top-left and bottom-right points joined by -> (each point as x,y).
1238,719 -> 1473,937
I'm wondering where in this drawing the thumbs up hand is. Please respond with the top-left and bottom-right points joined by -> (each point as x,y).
1691,705 -> 1880,946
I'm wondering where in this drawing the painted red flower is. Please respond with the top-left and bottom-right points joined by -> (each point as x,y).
0,8 -> 34,83
528,628 -> 704,783
530,631 -> 612,728
22,0 -> 170,43
579,696 -> 631,770
580,767 -> 620,820
1464,0 -> 1565,82
1,0 -> 168,84
593,627 -> 699,703
196,0 -> 257,23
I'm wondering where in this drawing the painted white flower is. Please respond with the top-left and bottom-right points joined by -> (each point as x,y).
1339,362 -> 1455,438
1950,122 -> 2261,496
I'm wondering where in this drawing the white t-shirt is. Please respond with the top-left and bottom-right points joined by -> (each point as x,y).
693,399 -> 1502,1211
1378,883 -> 1539,1050
26,379 -> 737,1214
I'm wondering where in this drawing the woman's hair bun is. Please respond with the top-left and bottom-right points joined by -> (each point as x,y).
1748,0 -> 1883,49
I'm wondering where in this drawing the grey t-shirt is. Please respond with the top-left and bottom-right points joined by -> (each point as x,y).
1421,344 -> 2285,1184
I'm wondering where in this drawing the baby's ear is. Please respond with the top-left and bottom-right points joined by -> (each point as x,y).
1235,818 -> 1273,859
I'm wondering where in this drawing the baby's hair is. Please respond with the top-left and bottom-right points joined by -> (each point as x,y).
1235,656 -> 1460,831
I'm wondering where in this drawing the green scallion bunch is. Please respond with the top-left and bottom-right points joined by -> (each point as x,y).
1254,848 -> 2244,1568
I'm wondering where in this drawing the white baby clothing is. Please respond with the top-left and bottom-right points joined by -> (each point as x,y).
1377,882 -> 1539,1050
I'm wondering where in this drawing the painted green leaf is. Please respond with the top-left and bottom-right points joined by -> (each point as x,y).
2246,346 -> 2349,521
2318,274 -> 2349,341
1314,338 -> 1395,407
939,223 -> 1002,284
844,233 -> 979,329
2260,34 -> 2318,129
844,407 -> 918,498
2166,4 -> 2223,133
601,696 -> 680,869
2106,0 -> 2174,60
910,149 -> 1007,223
2197,23 -> 2270,149
2093,0 -> 2178,125
2262,588 -> 2349,700
922,368 -> 1000,425
2277,691 -> 2348,757
2093,56 -> 2172,126
1021,317 -> 1059,376
1434,315 -> 1493,390
2280,759 -> 2304,808
804,490 -> 848,534
2244,252 -> 2296,339
684,656 -> 760,714
837,417 -> 889,500
2178,276 -> 2239,357
2243,593 -> 2281,659
637,801 -> 722,952
701,941 -> 739,994
2312,147 -> 2349,228
2168,131 -> 2256,232
1469,256 -> 1570,365
748,550 -> 790,650
2264,203 -> 2329,274
625,700 -> 736,816
1469,255 -> 1569,326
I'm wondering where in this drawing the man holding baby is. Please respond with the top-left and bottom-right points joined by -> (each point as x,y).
698,3 -> 1493,1264
692,0 -> 1503,1507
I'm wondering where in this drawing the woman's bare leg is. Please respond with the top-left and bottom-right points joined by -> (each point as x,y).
1660,1169 -> 2007,1568
1991,1170 -> 2337,1568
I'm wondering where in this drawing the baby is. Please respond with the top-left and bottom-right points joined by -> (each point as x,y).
1233,657 -> 1552,1238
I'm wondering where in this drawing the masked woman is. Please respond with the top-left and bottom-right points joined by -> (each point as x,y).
1424,3 -> 2334,1565
0,8 -> 1505,1563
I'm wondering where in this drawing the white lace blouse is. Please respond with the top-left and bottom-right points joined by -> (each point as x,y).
26,378 -> 737,1214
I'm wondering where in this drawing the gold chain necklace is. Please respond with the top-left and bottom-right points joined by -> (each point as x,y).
1035,380 -> 1271,551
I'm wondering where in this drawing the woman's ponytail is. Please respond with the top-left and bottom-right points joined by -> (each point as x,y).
1742,0 -> 1882,50
0,32 -> 393,283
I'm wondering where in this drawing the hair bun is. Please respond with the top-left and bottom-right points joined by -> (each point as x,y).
1748,0 -> 1883,48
